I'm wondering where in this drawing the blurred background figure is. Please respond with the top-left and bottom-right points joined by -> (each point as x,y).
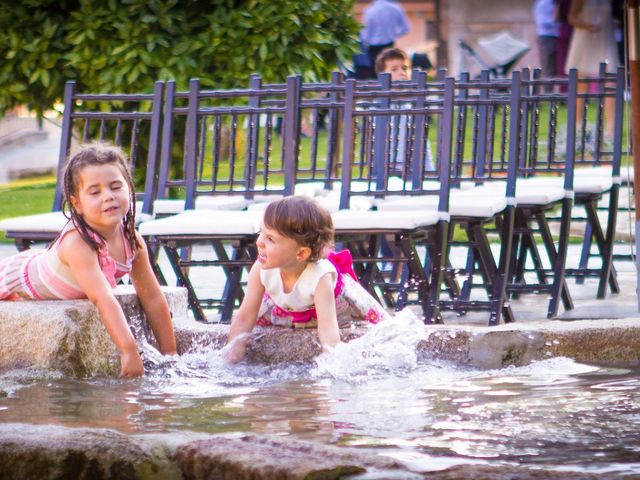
532,0 -> 560,91
374,47 -> 435,175
610,0 -> 625,66
360,0 -> 410,73
565,0 -> 620,138
555,0 -> 574,91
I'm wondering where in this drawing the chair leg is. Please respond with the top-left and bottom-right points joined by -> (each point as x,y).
395,264 -> 410,311
215,240 -> 251,323
576,221 -> 592,285
511,209 -> 549,297
375,234 -> 406,307
540,199 -> 573,317
346,236 -> 395,307
491,206 -> 516,325
441,223 -> 462,303
145,236 -> 168,286
520,219 -> 548,286
460,247 -> 476,301
467,224 -> 493,292
397,229 -> 443,324
468,220 -> 514,325
164,243 -> 207,322
507,219 -> 522,297
346,239 -> 375,297
14,239 -> 34,252
583,193 -> 620,298
601,185 -> 620,296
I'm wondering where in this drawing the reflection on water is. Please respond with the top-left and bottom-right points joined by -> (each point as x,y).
1,312 -> 639,475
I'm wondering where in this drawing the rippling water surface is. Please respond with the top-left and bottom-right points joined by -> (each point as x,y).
1,312 -> 639,475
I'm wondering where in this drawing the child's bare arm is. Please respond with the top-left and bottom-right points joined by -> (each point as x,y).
59,232 -> 143,377
225,262 -> 264,363
314,274 -> 341,349
129,233 -> 177,355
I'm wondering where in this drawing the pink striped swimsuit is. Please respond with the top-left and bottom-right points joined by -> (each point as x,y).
0,222 -> 133,300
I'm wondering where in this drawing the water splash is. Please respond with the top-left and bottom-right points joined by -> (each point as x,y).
139,334 -> 312,397
312,309 -> 429,382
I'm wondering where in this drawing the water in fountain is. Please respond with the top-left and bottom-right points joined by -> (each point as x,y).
1,308 -> 639,476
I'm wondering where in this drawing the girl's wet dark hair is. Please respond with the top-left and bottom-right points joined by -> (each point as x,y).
61,143 -> 140,255
262,196 -> 334,262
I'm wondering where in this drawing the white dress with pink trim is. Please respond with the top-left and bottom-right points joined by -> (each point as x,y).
257,250 -> 390,328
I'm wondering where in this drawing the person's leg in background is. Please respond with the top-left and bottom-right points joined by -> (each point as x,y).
537,35 -> 558,93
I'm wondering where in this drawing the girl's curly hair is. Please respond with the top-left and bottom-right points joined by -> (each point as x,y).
262,196 -> 334,262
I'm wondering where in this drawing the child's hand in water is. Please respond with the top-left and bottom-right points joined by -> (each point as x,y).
119,350 -> 145,377
223,334 -> 250,364
223,342 -> 246,364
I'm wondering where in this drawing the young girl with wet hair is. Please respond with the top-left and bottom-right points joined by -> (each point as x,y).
0,144 -> 177,377
225,196 -> 389,363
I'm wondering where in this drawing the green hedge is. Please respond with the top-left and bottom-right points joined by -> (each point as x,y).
0,0 -> 360,117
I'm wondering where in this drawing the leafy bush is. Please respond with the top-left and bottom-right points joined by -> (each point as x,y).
0,0 -> 360,117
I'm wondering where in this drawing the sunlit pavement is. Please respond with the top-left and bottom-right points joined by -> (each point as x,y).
2,241 -> 638,325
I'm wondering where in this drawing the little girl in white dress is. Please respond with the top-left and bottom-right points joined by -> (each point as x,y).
225,196 -> 390,362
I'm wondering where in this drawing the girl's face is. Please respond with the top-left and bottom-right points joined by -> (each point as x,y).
71,163 -> 131,234
256,224 -> 308,270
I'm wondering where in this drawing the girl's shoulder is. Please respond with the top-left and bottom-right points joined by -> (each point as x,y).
301,259 -> 337,287
56,223 -> 86,249
56,228 -> 96,267
314,258 -> 337,276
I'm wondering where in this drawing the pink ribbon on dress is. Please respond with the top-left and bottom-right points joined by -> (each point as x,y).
269,249 -> 358,324
327,249 -> 358,284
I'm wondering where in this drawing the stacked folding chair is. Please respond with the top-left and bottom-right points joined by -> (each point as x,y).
138,76 -> 299,322
500,69 -> 579,318
332,72 -> 456,322
374,71 -> 520,325
0,81 -> 165,250
444,69 -> 580,321
510,66 -> 624,314
565,65 -> 626,298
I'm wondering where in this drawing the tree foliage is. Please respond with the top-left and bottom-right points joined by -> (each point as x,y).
0,0 -> 360,117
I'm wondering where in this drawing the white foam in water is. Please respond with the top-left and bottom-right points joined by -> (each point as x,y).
312,309 -> 430,382
469,356 -> 602,381
142,310 -> 434,390
140,333 -> 312,396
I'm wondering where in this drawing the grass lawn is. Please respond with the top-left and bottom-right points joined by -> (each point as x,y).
0,176 -> 56,242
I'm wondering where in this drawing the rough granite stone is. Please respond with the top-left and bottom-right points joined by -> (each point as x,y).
175,433 -> 402,480
4,291 -> 640,375
0,423 -> 622,480
0,286 -> 188,377
0,423 -> 180,480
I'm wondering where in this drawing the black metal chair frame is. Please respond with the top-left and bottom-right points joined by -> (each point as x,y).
501,69 -> 579,318
333,74 -> 455,322
567,66 -> 626,298
143,77 -> 299,322
435,70 -> 521,325
1,80 -> 165,251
